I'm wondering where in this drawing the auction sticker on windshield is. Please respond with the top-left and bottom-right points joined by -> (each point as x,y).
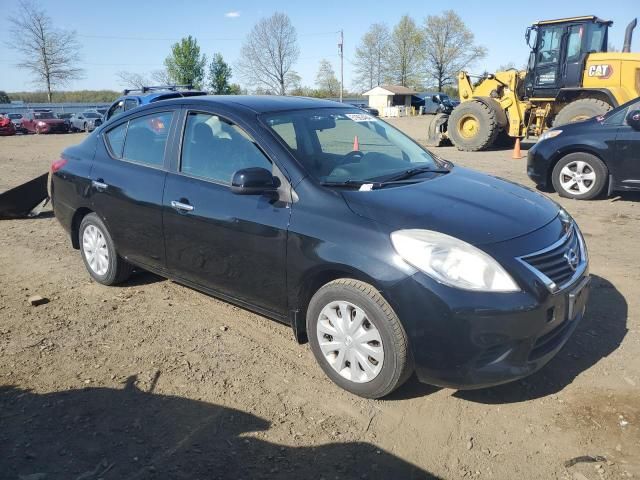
345,113 -> 376,122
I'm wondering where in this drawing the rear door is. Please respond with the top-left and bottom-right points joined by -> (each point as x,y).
162,107 -> 291,316
89,108 -> 178,271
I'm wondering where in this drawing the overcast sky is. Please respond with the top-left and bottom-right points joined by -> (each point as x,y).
1,0 -> 638,92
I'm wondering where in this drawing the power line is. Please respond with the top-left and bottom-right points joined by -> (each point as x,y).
75,30 -> 340,42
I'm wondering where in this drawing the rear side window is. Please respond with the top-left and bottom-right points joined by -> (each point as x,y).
124,99 -> 138,111
105,111 -> 173,166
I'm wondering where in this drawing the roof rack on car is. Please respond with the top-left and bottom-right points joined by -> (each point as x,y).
122,84 -> 194,95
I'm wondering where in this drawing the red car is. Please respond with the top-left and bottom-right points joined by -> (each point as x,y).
0,115 -> 16,136
20,110 -> 69,134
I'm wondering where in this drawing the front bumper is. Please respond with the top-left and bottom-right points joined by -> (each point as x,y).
385,219 -> 590,390
526,141 -> 555,188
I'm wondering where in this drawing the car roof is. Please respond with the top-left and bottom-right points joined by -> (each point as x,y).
172,95 -> 349,114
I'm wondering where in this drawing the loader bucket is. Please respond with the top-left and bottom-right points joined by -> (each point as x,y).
0,173 -> 49,219
426,113 -> 450,147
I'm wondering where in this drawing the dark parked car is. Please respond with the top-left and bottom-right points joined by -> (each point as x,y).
528,97 -> 640,199
104,85 -> 207,122
69,111 -> 103,132
20,110 -> 69,134
50,96 -> 590,398
351,103 -> 379,116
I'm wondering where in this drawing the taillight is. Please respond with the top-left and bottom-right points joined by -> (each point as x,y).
51,158 -> 68,173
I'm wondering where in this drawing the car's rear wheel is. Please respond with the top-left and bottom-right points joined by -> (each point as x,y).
307,279 -> 412,399
551,152 -> 608,200
79,213 -> 133,285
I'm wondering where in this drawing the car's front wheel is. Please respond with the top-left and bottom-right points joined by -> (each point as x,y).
307,279 -> 412,399
551,152 -> 608,200
79,213 -> 133,285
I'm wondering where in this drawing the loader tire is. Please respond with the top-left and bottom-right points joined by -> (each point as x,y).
448,100 -> 500,151
553,98 -> 611,126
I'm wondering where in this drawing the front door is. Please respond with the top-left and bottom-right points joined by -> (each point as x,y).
532,24 -> 564,98
89,109 -> 175,271
162,109 -> 290,316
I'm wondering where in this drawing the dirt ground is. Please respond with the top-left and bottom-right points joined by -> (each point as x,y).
1,120 -> 638,480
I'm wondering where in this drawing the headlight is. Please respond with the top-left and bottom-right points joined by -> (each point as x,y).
37,121 -> 46,127
391,229 -> 519,292
538,129 -> 562,142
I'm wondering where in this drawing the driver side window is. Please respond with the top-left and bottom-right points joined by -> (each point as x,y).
180,112 -> 272,184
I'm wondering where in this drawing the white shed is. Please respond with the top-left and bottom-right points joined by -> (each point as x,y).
363,85 -> 416,117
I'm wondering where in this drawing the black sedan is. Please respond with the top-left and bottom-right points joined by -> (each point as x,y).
528,97 -> 640,199
50,96 -> 589,398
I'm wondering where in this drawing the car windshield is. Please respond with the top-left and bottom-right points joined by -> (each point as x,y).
83,112 -> 101,118
34,112 -> 55,119
8,113 -> 22,119
263,108 -> 441,184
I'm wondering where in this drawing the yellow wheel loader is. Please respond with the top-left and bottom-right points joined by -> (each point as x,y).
428,15 -> 640,151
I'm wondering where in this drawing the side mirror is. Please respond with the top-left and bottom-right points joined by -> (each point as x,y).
626,110 -> 640,130
231,167 -> 279,195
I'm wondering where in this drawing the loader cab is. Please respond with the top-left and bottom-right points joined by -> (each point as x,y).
524,16 -> 610,99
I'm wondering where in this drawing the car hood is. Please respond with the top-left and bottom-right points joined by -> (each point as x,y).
341,166 -> 559,245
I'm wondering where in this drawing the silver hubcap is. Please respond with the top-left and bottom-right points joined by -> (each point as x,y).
316,301 -> 384,383
82,224 -> 109,276
560,160 -> 596,195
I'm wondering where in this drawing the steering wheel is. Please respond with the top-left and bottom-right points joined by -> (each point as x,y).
336,150 -> 365,166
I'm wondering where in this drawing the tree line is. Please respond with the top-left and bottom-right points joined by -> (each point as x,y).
6,1 -> 486,102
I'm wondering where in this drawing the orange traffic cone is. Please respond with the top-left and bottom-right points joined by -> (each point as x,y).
353,135 -> 359,151
512,137 -> 523,159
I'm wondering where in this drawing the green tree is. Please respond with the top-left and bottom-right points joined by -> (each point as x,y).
388,15 -> 424,87
164,36 -> 207,89
315,59 -> 339,97
0,91 -> 10,103
207,53 -> 233,94
423,10 -> 487,92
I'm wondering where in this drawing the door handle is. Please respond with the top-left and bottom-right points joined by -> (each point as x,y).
91,179 -> 108,191
171,200 -> 194,212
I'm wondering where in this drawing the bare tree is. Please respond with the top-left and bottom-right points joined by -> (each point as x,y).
7,0 -> 83,102
150,69 -> 172,85
423,10 -> 487,92
116,71 -> 149,89
388,15 -> 424,87
352,23 -> 390,91
236,12 -> 299,95
315,59 -> 339,97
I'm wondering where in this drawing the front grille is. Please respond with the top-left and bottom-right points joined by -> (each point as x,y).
521,227 -> 581,288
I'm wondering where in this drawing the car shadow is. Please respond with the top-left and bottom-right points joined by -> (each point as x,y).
112,270 -> 164,288
0,379 -> 439,480
454,274 -> 627,404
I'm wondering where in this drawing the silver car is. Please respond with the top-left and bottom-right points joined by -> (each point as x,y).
70,111 -> 103,132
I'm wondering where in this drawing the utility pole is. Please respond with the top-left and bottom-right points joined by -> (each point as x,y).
338,29 -> 344,102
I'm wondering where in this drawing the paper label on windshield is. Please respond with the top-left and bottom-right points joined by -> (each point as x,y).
345,113 -> 376,122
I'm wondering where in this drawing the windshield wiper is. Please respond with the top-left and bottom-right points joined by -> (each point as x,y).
320,179 -> 368,188
377,166 -> 450,183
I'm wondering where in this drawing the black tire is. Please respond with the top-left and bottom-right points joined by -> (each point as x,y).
551,152 -> 608,200
494,129 -> 514,148
307,279 -> 412,399
78,213 -> 133,285
448,100 -> 500,151
83,123 -> 89,133
553,98 -> 611,127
